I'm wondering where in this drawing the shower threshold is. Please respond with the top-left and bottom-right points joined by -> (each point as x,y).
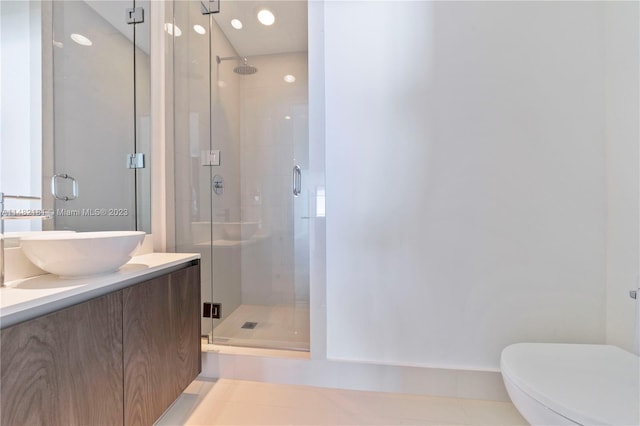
211,337 -> 309,352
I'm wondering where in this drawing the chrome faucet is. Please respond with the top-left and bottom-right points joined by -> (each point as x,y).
0,192 -> 50,287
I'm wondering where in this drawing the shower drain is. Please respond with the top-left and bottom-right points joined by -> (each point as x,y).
241,322 -> 258,329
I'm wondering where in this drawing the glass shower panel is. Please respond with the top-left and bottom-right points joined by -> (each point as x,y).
52,1 -> 136,231
172,0 -> 214,340
209,15 -> 242,340
292,69 -> 311,330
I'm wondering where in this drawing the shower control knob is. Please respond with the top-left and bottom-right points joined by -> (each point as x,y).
212,175 -> 224,195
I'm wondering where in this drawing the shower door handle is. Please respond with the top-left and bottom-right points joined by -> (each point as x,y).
292,165 -> 301,197
51,173 -> 78,201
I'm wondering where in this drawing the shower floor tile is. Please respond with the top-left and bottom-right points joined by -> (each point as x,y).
212,304 -> 310,351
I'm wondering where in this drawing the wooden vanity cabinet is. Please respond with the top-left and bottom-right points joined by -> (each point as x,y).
0,291 -> 124,426
0,261 -> 201,426
123,264 -> 201,425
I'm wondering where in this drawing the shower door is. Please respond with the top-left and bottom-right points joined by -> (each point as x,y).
210,51 -> 310,351
204,0 -> 311,348
51,0 -> 150,232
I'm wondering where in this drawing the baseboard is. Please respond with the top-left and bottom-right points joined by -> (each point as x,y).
200,347 -> 510,402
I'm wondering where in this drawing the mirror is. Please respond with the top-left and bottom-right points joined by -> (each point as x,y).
0,0 -> 151,234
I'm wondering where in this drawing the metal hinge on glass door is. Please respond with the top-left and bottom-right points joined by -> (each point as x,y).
127,153 -> 145,169
126,7 -> 144,24
201,0 -> 220,15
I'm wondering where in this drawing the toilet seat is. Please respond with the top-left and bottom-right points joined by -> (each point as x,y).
501,343 -> 639,425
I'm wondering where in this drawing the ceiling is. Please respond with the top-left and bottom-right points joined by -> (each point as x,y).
212,1 -> 308,57
85,0 -> 307,58
86,0 -> 150,54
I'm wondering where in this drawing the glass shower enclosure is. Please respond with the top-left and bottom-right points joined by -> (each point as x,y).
172,0 -> 310,351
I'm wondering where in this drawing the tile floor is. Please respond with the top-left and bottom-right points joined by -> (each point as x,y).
212,304 -> 310,351
156,378 -> 527,425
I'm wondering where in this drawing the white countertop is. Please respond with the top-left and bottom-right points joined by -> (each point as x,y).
0,252 -> 200,329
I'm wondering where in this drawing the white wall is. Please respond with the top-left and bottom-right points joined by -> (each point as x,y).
325,1 -> 610,370
604,2 -> 640,352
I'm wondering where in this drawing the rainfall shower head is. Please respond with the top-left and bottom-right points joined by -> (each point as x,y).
216,56 -> 258,75
233,57 -> 258,75
216,55 -> 258,75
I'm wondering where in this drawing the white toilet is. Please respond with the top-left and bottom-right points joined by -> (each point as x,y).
501,343 -> 639,425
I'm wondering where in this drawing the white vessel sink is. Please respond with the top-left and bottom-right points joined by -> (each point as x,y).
3,231 -> 76,248
20,231 -> 145,278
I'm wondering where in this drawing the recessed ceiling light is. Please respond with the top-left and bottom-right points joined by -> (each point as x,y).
164,23 -> 182,37
70,33 -> 92,46
193,24 -> 206,35
284,115 -> 291,120
283,74 -> 296,83
53,40 -> 64,48
231,19 -> 243,30
257,9 -> 275,26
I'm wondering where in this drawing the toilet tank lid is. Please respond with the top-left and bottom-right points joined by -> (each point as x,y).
501,343 -> 639,426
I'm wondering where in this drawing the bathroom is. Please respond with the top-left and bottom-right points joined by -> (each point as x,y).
0,0 -> 638,425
